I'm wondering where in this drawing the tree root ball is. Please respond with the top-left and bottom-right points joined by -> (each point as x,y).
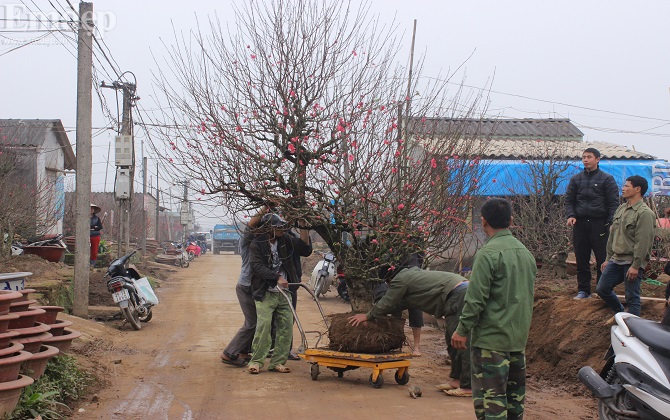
328,312 -> 406,353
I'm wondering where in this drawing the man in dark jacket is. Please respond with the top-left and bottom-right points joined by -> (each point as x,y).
247,214 -> 311,374
220,205 -> 268,367
565,148 -> 619,299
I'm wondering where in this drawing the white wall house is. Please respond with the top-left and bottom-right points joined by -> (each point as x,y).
0,119 -> 76,236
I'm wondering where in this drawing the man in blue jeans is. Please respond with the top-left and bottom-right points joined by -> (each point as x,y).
597,175 -> 655,316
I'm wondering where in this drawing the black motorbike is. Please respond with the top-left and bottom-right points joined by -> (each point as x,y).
105,250 -> 155,330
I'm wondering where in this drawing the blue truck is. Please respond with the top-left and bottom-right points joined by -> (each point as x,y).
211,224 -> 241,255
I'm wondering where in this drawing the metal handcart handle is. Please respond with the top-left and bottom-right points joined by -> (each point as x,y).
279,283 -> 330,353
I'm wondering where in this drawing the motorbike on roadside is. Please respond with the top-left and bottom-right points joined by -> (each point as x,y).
185,241 -> 201,261
171,242 -> 190,268
105,250 -> 158,331
309,252 -> 349,302
578,312 -> 670,419
12,233 -> 68,256
197,238 -> 207,255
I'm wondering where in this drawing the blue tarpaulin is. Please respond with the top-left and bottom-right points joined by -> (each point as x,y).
475,159 -> 670,196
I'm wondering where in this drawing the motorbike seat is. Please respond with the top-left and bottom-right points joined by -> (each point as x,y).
625,317 -> 670,356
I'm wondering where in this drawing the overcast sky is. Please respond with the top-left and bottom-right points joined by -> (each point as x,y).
1,0 -> 669,229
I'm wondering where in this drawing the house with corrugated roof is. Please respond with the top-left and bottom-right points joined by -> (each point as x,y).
0,119 -> 76,236
409,117 -> 668,196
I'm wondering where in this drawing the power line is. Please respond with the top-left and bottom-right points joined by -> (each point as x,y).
0,32 -> 54,56
424,76 -> 670,124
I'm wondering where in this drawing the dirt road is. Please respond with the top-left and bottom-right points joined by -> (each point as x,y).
66,254 -> 594,419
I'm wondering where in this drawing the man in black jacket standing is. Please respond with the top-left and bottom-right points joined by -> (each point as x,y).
565,148 -> 619,299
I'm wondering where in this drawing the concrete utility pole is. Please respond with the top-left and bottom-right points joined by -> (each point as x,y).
181,182 -> 189,242
104,80 -> 137,256
141,156 -> 147,255
120,84 -> 135,254
73,2 -> 94,318
155,162 -> 160,244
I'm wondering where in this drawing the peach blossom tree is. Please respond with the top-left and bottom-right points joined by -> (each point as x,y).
150,0 -> 489,309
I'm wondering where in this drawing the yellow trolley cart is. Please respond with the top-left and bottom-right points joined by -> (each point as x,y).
300,348 -> 411,388
279,285 -> 412,389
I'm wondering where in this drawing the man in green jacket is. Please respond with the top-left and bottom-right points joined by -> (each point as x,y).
452,198 -> 536,420
348,266 -> 471,395
596,175 -> 655,316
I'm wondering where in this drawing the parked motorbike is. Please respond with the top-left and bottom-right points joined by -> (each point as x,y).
105,250 -> 158,331
309,252 -> 349,302
185,241 -> 201,260
197,239 -> 207,255
172,242 -> 191,268
578,312 -> 670,419
12,234 -> 68,255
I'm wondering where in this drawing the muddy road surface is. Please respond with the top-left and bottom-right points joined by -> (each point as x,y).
71,254 -> 594,419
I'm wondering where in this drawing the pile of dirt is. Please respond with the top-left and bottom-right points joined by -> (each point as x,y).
328,312 -> 406,353
526,271 -> 666,391
1,254 -> 65,278
88,270 -> 114,307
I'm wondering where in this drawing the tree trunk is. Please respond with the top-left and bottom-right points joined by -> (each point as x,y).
0,224 -> 5,258
345,275 -> 376,313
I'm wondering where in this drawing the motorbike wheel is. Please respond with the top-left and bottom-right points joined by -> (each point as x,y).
337,281 -> 349,302
122,298 -> 142,331
139,307 -> 153,323
598,367 -> 636,419
314,275 -> 327,298
187,251 -> 195,261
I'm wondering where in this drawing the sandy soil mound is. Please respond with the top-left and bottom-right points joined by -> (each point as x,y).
526,271 -> 666,391
1,254 -> 65,278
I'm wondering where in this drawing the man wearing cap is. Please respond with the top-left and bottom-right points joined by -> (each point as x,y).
246,213 -> 311,374
90,204 -> 103,267
565,147 -> 619,299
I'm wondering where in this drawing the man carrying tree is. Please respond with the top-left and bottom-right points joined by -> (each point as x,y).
348,265 -> 472,396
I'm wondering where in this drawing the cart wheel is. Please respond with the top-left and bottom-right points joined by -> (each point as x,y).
369,373 -> 384,388
337,370 -> 344,378
395,369 -> 410,385
310,364 -> 320,381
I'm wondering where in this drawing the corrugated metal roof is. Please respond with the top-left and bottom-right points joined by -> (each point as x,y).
0,119 -> 76,169
408,117 -> 584,140
416,138 -> 656,160
478,140 -> 657,160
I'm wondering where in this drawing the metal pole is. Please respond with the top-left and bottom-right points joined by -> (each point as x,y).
73,1 -> 94,318
401,19 -> 417,178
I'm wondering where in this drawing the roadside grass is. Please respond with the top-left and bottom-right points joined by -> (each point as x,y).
8,354 -> 93,419
50,279 -> 74,314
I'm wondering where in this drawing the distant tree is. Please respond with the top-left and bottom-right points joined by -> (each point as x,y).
503,141 -> 574,273
0,148 -> 61,257
149,0 -> 489,310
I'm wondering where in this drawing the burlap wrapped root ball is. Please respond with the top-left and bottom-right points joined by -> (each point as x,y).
327,312 -> 406,353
